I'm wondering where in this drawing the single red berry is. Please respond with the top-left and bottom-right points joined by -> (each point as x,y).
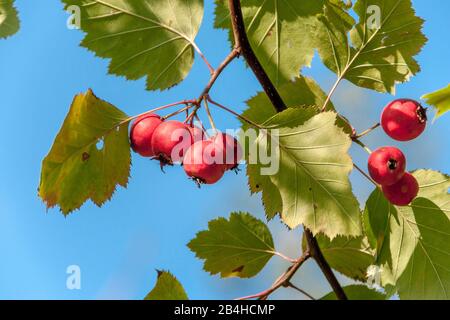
381,99 -> 427,141
368,147 -> 406,186
213,132 -> 243,170
183,140 -> 226,185
151,120 -> 193,165
130,113 -> 162,157
382,173 -> 419,206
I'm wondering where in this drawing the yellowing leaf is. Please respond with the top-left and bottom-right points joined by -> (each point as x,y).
0,0 -> 19,39
145,271 -> 188,300
62,0 -> 204,91
188,212 -> 275,278
422,84 -> 450,120
39,89 -> 131,215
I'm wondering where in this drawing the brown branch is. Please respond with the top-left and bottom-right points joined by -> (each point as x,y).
304,229 -> 347,300
228,0 -> 347,300
228,0 -> 287,112
236,251 -> 311,300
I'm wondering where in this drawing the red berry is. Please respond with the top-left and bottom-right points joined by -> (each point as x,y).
183,140 -> 226,185
382,173 -> 419,206
130,113 -> 162,157
368,147 -> 406,186
381,99 -> 427,141
151,120 -> 193,165
213,133 -> 243,170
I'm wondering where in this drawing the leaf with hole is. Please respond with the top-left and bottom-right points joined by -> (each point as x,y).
39,89 -> 131,215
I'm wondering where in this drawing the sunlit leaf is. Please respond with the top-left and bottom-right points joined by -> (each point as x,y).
0,0 -> 19,39
246,109 -> 361,237
215,0 -> 353,88
62,0 -> 204,91
317,0 -> 427,94
188,212 -> 275,278
422,84 -> 450,120
364,170 -> 450,300
145,271 -> 188,300
321,285 -> 386,300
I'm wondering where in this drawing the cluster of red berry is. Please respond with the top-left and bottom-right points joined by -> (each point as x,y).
368,99 -> 427,206
130,113 -> 242,186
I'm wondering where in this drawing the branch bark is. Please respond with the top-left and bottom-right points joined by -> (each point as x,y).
227,0 -> 287,111
228,0 -> 348,300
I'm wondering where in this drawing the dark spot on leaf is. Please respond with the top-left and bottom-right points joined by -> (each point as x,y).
82,152 -> 90,162
156,269 -> 163,278
256,184 -> 260,189
232,265 -> 244,274
309,187 -> 312,192
313,204 -> 318,210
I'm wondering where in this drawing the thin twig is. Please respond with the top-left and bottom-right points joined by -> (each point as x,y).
235,251 -> 311,300
162,105 -> 193,120
191,42 -> 215,75
354,163 -> 378,187
286,282 -> 316,300
353,123 -> 381,139
207,97 -> 262,129
203,99 -> 217,132
353,138 -> 373,155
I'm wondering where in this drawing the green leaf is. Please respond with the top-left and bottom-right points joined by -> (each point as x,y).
39,89 -> 131,215
321,285 -> 386,300
422,84 -> 450,120
241,76 -> 351,221
364,170 -> 450,300
317,0 -> 427,94
62,0 -> 204,91
0,0 -> 20,39
188,212 -> 275,278
315,235 -> 374,281
249,109 -> 361,237
214,0 -> 353,88
145,271 -> 188,300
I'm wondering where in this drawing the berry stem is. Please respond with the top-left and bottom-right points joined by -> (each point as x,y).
203,99 -> 217,132
207,96 -> 263,129
286,282 -> 316,300
191,42 -> 215,76
353,122 -> 381,139
162,105 -> 193,120
353,138 -> 373,154
353,162 -> 378,187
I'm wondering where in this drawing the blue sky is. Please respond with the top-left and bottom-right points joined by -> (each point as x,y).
0,1 -> 449,300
